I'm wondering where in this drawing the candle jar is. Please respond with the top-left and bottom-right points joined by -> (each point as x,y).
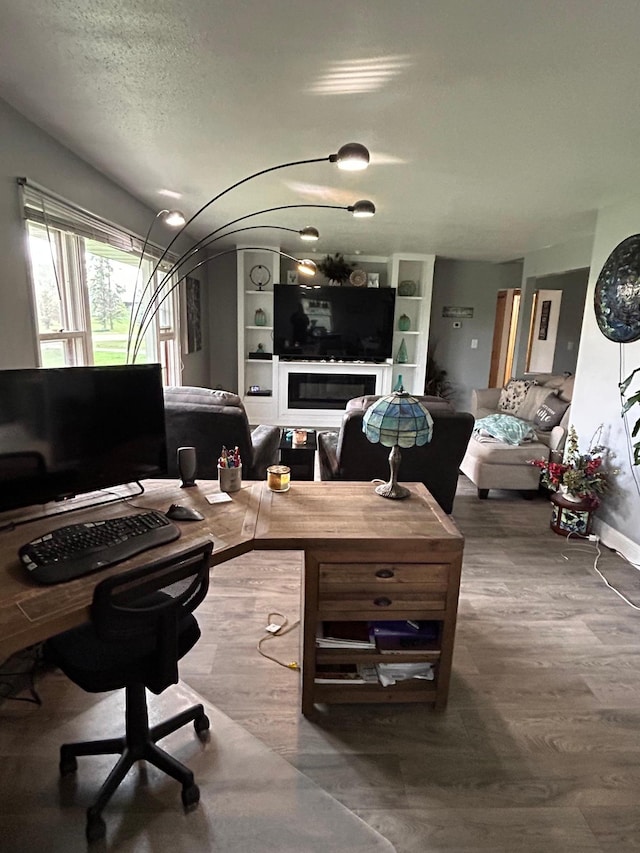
292,429 -> 307,447
267,464 -> 290,492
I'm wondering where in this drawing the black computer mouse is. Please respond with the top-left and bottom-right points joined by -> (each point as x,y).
165,504 -> 204,522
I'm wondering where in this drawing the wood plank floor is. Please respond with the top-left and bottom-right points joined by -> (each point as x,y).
183,475 -> 640,853
3,474 -> 640,851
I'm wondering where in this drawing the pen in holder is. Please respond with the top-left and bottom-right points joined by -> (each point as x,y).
218,445 -> 242,492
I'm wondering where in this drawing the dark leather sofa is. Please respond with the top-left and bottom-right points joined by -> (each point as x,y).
318,395 -> 474,513
163,386 -> 280,480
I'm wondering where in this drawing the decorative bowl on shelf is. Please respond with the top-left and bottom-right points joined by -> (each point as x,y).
398,280 -> 417,296
349,268 -> 367,287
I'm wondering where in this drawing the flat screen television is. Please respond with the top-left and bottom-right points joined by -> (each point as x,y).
0,364 -> 167,513
273,283 -> 396,362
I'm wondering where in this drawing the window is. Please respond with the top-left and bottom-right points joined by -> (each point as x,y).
22,184 -> 181,384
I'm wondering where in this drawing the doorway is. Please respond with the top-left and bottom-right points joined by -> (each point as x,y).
489,289 -> 521,387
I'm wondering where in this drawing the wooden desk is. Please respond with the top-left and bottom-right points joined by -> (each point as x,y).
0,480 -> 464,716
0,480 -> 261,662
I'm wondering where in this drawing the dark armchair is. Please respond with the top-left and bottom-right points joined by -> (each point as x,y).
318,395 -> 474,513
163,386 -> 280,480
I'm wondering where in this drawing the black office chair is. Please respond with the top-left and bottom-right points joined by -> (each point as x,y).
44,540 -> 214,843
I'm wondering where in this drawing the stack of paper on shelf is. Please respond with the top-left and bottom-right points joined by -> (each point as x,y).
316,621 -> 376,649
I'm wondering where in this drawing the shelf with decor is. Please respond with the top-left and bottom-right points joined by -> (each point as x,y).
387,253 -> 435,396
236,246 -> 279,421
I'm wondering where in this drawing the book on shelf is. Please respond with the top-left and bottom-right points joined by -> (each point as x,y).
369,620 -> 439,652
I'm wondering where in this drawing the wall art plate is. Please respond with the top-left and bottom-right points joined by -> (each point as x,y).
349,268 -> 367,287
594,234 -> 640,343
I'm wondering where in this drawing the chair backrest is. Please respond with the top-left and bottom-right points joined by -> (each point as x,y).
334,405 -> 475,513
91,541 -> 213,693
163,386 -> 255,478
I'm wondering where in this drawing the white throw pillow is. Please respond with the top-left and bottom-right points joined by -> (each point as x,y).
498,379 -> 535,415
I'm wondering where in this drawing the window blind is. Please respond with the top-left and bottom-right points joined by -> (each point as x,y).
19,178 -> 178,269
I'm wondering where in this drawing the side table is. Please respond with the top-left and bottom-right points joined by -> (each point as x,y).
549,491 -> 593,536
278,429 -> 317,481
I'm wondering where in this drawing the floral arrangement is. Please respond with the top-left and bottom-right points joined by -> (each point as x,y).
529,425 -> 614,508
317,253 -> 354,284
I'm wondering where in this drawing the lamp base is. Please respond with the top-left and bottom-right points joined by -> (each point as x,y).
374,480 -> 411,500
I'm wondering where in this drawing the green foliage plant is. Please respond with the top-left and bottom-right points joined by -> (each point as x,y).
317,253 -> 355,284
620,367 -> 640,465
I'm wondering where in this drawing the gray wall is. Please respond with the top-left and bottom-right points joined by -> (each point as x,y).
548,268 -> 589,375
430,258 -> 524,411
0,97 -> 210,384
207,251 -> 238,392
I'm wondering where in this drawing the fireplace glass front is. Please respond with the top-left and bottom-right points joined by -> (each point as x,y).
288,372 -> 376,409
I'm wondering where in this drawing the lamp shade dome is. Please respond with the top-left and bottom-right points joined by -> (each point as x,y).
362,392 -> 433,448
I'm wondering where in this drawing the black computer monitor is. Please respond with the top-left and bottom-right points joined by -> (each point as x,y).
0,363 -> 167,512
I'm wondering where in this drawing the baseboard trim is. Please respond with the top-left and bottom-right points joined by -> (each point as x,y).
592,517 -> 640,565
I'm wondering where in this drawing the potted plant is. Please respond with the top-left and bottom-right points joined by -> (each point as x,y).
317,253 -> 354,285
529,425 -> 615,509
620,367 -> 640,465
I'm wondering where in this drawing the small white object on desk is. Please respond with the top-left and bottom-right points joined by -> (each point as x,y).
205,492 -> 233,504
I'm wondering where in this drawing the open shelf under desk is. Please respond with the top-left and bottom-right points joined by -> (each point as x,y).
312,680 -> 439,704
316,647 -> 441,664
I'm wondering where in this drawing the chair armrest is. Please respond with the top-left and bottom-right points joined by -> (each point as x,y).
317,431 -> 340,480
250,425 -> 280,479
470,387 -> 501,416
548,425 -> 566,454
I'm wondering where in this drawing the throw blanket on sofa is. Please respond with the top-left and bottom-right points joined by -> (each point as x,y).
473,413 -> 537,446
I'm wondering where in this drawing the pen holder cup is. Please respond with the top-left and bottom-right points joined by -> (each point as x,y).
218,464 -> 242,493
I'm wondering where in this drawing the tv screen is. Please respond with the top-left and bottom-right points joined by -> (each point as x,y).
273,284 -> 396,362
0,364 -> 167,513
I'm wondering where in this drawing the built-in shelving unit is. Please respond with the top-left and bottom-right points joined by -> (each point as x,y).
237,246 -> 279,423
237,249 -> 435,425
388,253 -> 435,395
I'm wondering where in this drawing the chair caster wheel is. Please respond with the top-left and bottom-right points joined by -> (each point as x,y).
194,713 -> 210,739
182,782 -> 200,811
59,749 -> 78,776
86,813 -> 106,843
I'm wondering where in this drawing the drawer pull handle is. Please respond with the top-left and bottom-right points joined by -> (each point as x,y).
375,569 -> 395,579
373,596 -> 392,607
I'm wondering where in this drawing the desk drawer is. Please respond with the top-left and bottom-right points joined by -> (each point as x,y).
318,562 -> 449,613
319,562 -> 449,588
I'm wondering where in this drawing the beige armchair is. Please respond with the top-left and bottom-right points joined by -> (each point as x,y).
460,374 -> 573,498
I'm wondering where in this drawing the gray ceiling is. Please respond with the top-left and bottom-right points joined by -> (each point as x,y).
2,0 -> 640,263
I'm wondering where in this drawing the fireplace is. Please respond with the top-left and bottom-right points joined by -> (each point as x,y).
288,372 -> 376,410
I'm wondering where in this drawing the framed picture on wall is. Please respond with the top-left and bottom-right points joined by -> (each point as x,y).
185,276 -> 202,353
538,299 -> 552,340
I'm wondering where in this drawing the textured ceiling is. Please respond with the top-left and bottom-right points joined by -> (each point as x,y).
2,0 -> 640,262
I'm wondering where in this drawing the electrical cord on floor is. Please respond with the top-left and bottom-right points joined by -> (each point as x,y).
0,643 -> 44,705
257,611 -> 301,670
562,532 -> 640,611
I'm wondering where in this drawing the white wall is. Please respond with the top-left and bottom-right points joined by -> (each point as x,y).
520,224 -> 639,557
568,199 -> 640,558
0,97 -> 209,383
